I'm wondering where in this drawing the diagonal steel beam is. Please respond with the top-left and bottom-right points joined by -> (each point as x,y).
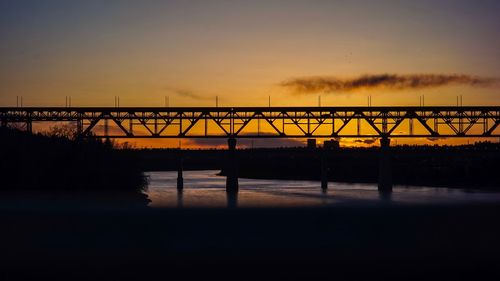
81,112 -> 105,136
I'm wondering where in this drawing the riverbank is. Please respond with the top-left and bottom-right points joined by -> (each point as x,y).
130,143 -> 500,189
0,128 -> 147,192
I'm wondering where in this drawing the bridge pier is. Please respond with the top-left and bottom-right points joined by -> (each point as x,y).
76,120 -> 83,136
320,149 -> 328,190
1,112 -> 6,128
177,189 -> 184,208
177,152 -> 183,190
26,120 -> 32,133
378,137 -> 392,192
227,190 -> 238,208
226,137 -> 239,193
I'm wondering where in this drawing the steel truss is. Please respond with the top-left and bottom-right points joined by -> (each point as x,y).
1,106 -> 499,139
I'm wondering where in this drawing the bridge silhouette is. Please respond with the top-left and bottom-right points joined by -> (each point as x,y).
2,106 -> 499,194
1,106 -> 499,138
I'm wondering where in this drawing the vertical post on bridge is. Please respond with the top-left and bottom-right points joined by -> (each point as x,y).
378,136 -> 392,192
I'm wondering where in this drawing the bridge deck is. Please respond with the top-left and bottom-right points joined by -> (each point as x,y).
1,106 -> 499,138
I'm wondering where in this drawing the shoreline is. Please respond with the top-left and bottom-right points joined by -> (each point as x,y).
132,143 -> 500,190
159,168 -> 499,191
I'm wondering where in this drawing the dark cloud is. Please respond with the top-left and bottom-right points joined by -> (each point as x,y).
240,138 -> 305,148
354,138 -> 378,145
281,74 -> 499,94
426,137 -> 447,142
186,133 -> 305,148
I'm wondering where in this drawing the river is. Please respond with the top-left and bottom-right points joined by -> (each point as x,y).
145,170 -> 500,208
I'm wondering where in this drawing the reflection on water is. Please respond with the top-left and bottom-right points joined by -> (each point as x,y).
177,189 -> 183,208
379,190 -> 393,202
145,170 -> 500,208
226,191 -> 238,208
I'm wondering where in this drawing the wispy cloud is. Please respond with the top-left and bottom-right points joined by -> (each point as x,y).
165,87 -> 212,100
174,89 -> 204,99
281,74 -> 499,94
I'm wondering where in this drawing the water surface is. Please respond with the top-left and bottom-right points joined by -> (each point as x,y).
146,170 -> 500,208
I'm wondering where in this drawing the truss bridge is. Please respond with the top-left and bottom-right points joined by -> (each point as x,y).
1,106 -> 498,139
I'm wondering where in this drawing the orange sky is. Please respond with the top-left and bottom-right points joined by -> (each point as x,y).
2,1 -> 500,148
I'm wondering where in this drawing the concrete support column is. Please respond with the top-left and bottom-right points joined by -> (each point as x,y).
227,190 -> 238,209
378,137 -> 392,192
1,113 -> 6,128
26,120 -> 32,133
177,189 -> 183,208
76,120 -> 83,136
226,137 -> 239,193
320,149 -> 328,190
177,153 -> 184,190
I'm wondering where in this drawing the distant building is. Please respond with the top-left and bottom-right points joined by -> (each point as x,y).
307,139 -> 317,149
323,139 -> 340,150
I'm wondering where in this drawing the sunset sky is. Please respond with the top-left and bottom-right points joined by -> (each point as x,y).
1,0 -> 499,147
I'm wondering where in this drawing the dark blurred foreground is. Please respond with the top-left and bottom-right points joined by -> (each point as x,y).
2,203 -> 500,280
0,127 -> 146,191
